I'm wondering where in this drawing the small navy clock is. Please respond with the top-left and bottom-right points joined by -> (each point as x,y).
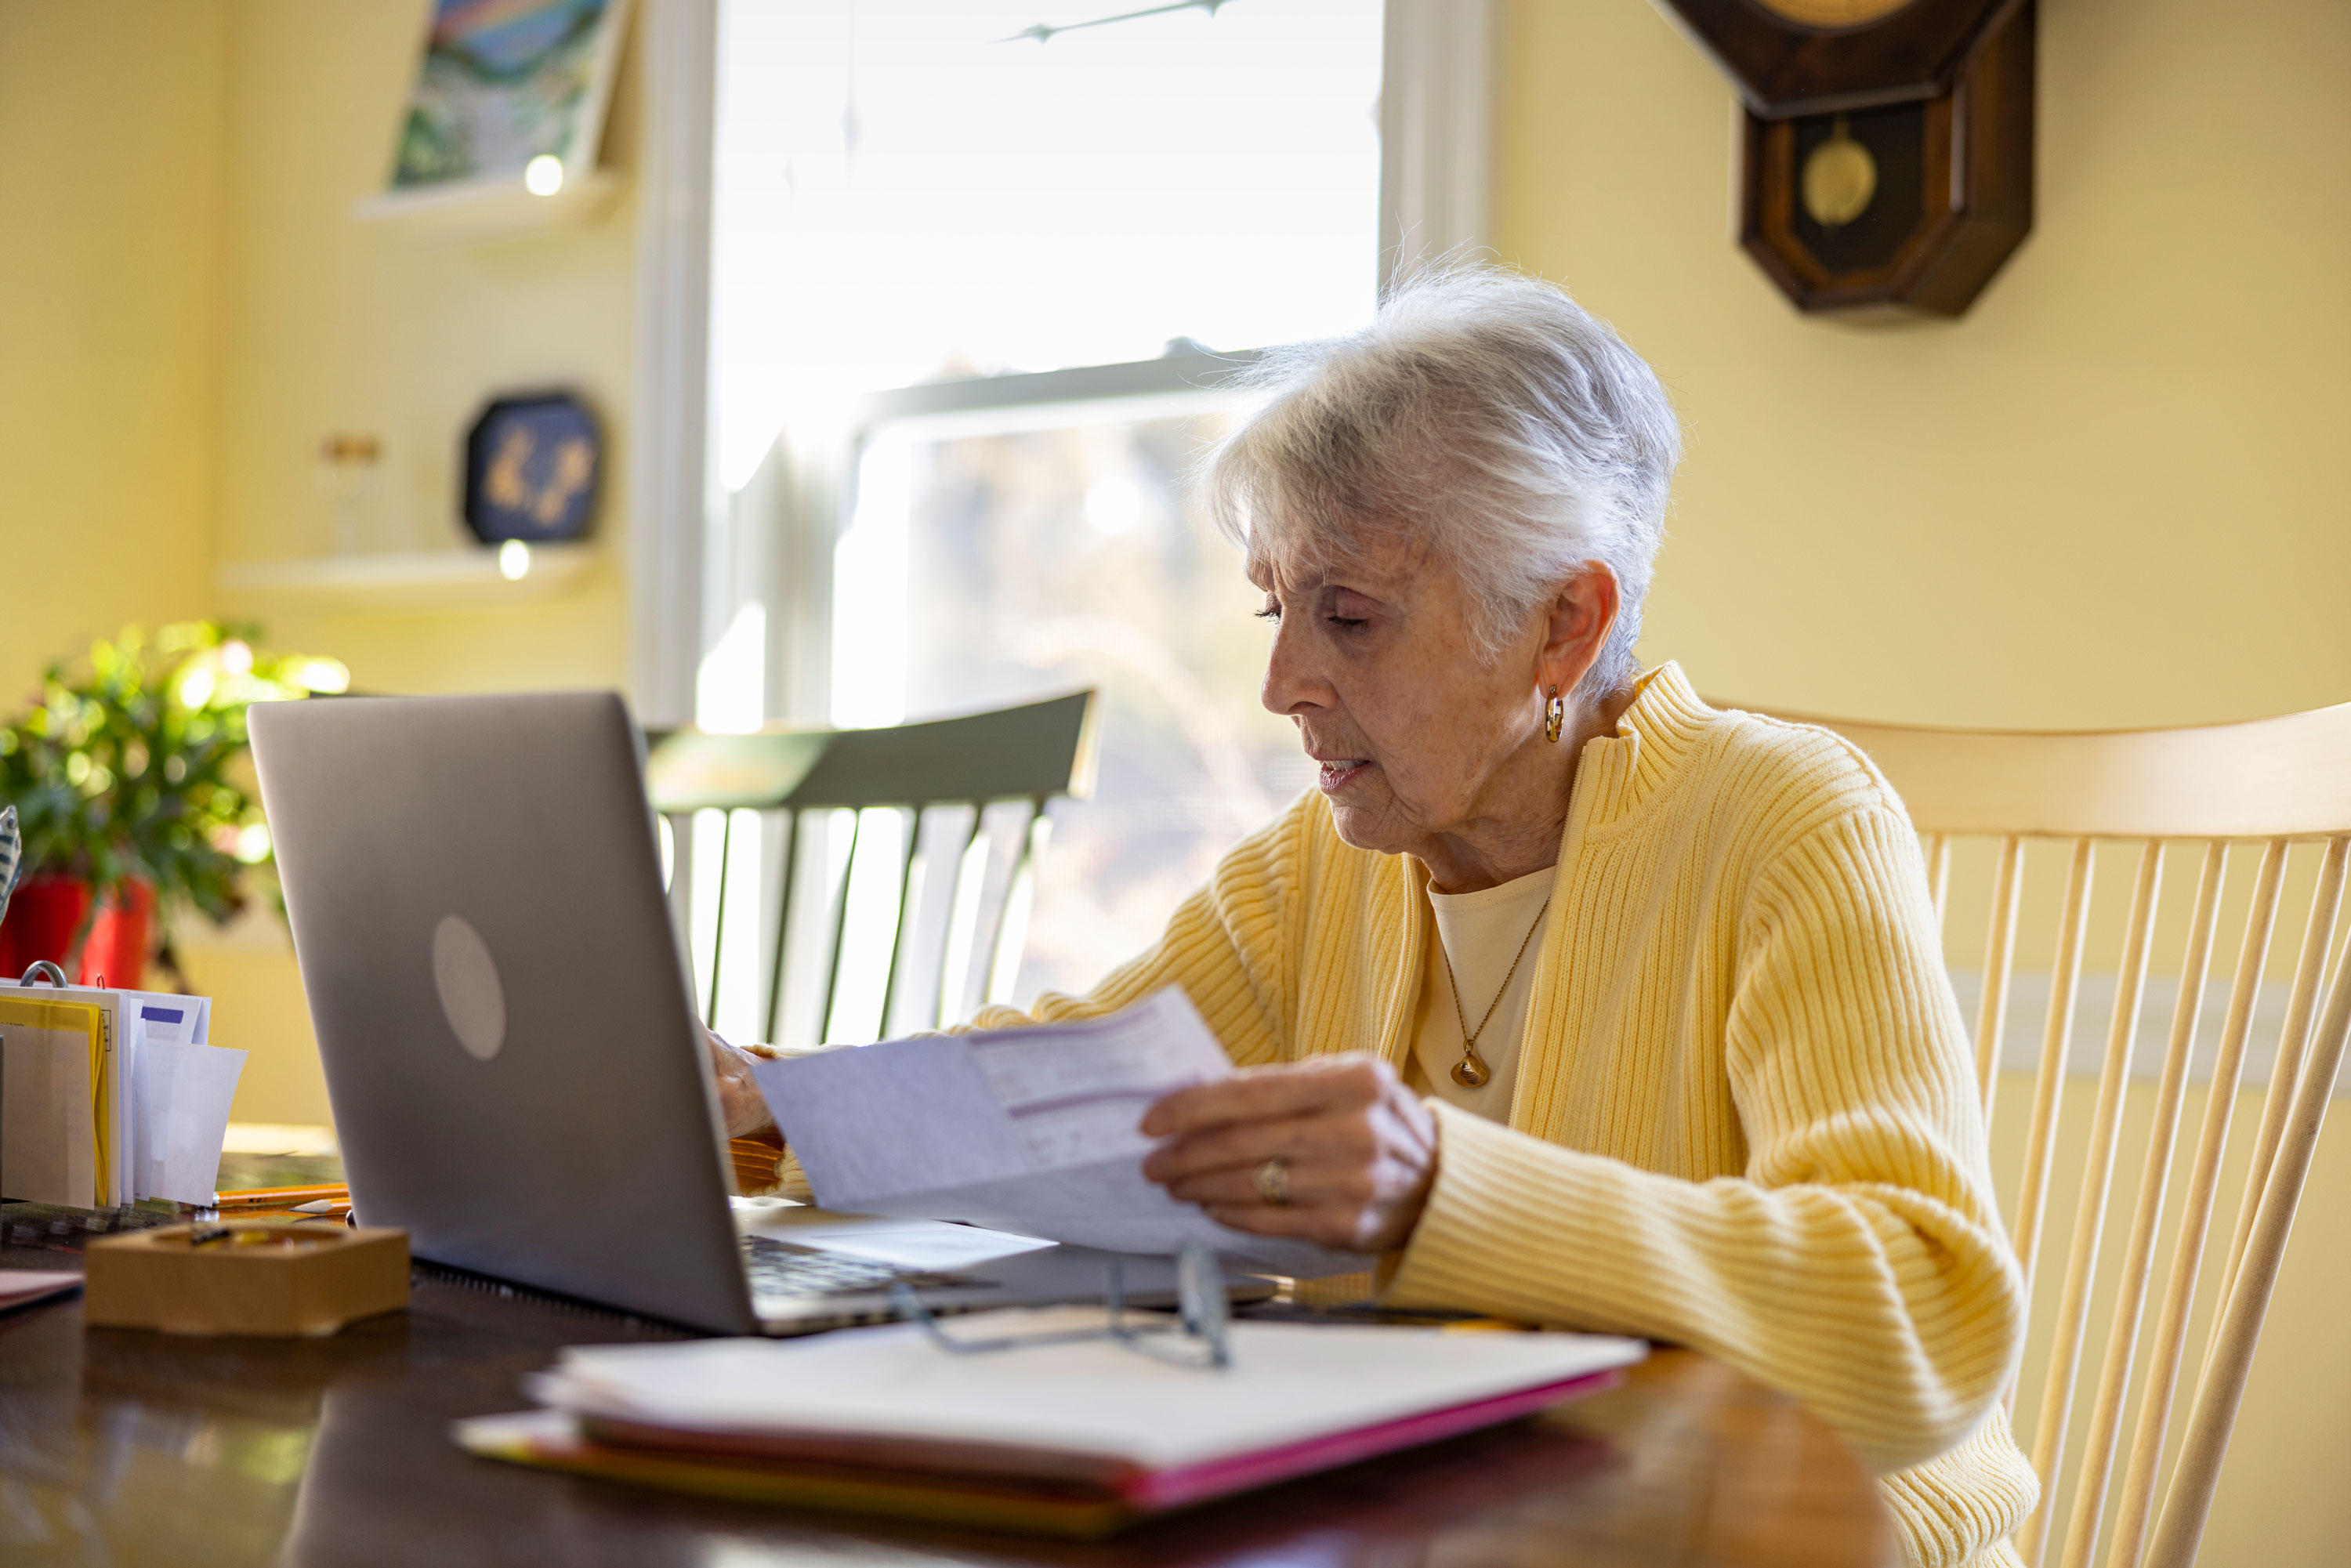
463,393 -> 603,544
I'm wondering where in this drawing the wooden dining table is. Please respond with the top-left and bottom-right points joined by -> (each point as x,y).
0,1254 -> 1895,1568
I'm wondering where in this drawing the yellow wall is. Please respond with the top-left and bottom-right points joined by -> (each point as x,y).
209,0 -> 637,700
179,0 -> 642,1125
1491,2 -> 2351,1561
1501,0 -> 2351,731
0,1 -> 642,1125
0,0 -> 225,694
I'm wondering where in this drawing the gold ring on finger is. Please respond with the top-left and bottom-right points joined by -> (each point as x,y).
1253,1157 -> 1291,1208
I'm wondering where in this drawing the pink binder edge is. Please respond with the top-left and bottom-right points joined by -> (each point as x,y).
1125,1364 -> 1628,1511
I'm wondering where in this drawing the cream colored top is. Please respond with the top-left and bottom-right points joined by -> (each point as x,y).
1404,864 -> 1554,1122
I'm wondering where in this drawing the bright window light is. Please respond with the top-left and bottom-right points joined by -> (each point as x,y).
709,0 -> 1384,489
691,602 -> 773,1036
829,404 -> 1312,1017
829,434 -> 911,730
1084,475 -> 1145,536
696,602 -> 769,735
523,154 -> 564,195
705,0 -> 1382,1031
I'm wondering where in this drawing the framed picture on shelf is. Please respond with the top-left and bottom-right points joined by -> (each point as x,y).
373,0 -> 631,208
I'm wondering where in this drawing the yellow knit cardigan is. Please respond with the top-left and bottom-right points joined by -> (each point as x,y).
963,663 -> 2041,1568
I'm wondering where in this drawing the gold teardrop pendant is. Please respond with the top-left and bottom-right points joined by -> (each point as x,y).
1451,1050 -> 1491,1088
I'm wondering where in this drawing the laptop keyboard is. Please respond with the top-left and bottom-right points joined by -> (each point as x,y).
741,1234 -> 984,1302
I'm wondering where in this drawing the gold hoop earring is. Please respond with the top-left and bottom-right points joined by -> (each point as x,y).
1544,685 -> 1566,744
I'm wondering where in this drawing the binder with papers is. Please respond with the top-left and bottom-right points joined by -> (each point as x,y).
0,978 -> 245,1208
455,1310 -> 1647,1535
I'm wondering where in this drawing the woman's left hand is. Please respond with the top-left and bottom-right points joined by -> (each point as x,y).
703,1024 -> 780,1140
1139,1054 -> 1439,1254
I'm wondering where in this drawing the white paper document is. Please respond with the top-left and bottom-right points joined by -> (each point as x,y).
751,989 -> 1366,1277
123,991 -> 212,1046
132,1037 -> 249,1205
744,1209 -> 1058,1271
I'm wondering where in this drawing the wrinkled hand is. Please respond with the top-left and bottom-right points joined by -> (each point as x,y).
704,1025 -> 780,1140
1139,1054 -> 1438,1254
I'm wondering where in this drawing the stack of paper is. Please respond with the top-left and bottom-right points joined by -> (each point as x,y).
0,981 -> 245,1208
456,1310 -> 1646,1535
751,988 -> 1363,1277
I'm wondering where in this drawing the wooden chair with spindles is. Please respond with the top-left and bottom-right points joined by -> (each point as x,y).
644,691 -> 1099,1190
1733,697 -> 2351,1568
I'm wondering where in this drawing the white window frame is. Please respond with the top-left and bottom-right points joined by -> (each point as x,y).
1380,0 -> 1500,284
633,0 -> 1498,1025
629,0 -> 1500,728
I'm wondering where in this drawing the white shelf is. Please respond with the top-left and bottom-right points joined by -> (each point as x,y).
215,543 -> 600,614
350,169 -> 621,247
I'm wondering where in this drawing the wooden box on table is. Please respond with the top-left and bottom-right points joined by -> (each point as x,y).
84,1221 -> 408,1335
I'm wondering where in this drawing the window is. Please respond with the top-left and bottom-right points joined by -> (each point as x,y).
828,397 -> 1314,1034
694,0 -> 1469,1044
708,0 -> 1386,488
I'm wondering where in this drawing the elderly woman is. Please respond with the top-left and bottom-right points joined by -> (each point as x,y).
719,266 -> 2036,1568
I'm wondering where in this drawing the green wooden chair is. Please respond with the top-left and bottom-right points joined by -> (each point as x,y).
644,690 -> 1099,1044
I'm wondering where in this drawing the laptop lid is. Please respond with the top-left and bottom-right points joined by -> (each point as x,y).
249,692 -> 759,1334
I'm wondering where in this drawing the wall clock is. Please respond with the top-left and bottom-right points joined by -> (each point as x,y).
1653,0 -> 2034,317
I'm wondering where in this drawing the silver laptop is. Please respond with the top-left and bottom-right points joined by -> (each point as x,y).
248,690 -> 1186,1334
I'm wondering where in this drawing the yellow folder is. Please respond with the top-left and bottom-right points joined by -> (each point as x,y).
0,994 -> 111,1207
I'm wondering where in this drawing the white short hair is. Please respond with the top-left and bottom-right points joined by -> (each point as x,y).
1202,265 -> 1681,700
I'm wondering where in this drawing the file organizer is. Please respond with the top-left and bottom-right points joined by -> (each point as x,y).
0,971 -> 241,1209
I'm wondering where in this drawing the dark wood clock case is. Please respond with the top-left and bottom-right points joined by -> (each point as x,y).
1741,2 -> 2033,316
1654,0 -> 2036,317
1657,0 -> 2018,117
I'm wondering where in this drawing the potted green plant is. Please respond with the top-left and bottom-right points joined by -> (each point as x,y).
0,622 -> 347,988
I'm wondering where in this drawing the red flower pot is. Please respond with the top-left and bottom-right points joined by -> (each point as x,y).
0,875 -> 91,981
81,881 -> 153,990
0,875 -> 150,989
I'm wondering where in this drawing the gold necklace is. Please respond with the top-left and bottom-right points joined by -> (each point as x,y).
1437,895 -> 1551,1088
